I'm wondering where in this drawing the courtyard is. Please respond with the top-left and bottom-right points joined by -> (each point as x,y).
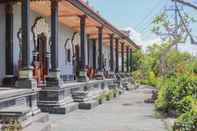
50,86 -> 166,131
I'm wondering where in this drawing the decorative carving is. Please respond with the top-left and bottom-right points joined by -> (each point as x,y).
71,32 -> 80,53
64,38 -> 72,64
71,32 -> 80,79
17,28 -> 22,61
16,28 -> 22,75
31,17 -> 50,53
31,17 -> 50,84
64,32 -> 80,64
71,32 -> 77,58
71,32 -> 80,62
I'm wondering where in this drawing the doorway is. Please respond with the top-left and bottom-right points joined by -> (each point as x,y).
33,33 -> 48,85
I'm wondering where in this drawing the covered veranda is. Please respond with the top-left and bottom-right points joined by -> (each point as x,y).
0,0 -> 139,130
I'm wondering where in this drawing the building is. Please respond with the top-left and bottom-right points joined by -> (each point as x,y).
0,0 -> 139,130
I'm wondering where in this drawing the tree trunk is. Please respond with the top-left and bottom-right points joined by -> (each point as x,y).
158,40 -> 178,76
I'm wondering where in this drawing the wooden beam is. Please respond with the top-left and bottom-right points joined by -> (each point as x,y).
88,32 -> 110,36
89,36 -> 110,40
71,24 -> 97,29
59,13 -> 81,18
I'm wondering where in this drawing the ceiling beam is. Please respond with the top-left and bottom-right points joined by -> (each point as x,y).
89,36 -> 110,40
59,13 -> 83,18
71,24 -> 97,29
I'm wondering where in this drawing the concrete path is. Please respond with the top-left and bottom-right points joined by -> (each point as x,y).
50,86 -> 167,131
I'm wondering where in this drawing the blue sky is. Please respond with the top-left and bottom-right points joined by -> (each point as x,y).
87,0 -> 197,52
87,0 -> 169,40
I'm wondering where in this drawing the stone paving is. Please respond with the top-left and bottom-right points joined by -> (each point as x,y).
50,86 -> 167,131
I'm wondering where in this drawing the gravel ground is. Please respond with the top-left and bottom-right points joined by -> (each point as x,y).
50,86 -> 167,131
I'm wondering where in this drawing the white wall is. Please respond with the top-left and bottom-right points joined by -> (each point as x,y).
0,3 -> 78,83
58,24 -> 74,75
103,44 -> 110,71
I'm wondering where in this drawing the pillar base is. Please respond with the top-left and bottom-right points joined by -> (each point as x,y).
38,92 -> 79,114
2,75 -> 17,87
45,71 -> 63,88
15,69 -> 37,89
45,77 -> 64,88
38,87 -> 78,114
39,71 -> 78,114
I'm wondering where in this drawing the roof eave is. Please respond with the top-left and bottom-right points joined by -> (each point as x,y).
67,0 -> 140,49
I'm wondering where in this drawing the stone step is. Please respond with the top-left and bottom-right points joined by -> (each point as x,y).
40,102 -> 79,114
0,106 -> 32,122
78,100 -> 99,110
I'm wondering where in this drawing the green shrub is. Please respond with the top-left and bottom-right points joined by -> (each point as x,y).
112,89 -> 118,97
175,74 -> 197,100
155,77 -> 178,112
147,71 -> 157,87
103,90 -> 114,101
176,96 -> 195,115
156,74 -> 197,114
97,93 -> 105,101
193,66 -> 197,74
174,109 -> 197,131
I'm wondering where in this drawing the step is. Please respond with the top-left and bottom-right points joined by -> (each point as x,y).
0,106 -> 32,121
40,102 -> 79,114
78,100 -> 99,110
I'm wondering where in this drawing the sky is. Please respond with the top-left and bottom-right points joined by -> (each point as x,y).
86,0 -> 197,53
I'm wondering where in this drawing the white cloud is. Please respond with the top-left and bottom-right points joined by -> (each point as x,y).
123,27 -> 161,51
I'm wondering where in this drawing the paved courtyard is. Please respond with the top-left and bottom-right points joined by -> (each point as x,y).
50,86 -> 167,131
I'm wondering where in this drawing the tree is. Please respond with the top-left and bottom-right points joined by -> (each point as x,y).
151,10 -> 195,76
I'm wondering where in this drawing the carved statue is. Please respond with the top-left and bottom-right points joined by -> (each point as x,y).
71,32 -> 80,79
64,38 -> 72,64
31,17 -> 50,84
31,17 -> 50,54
